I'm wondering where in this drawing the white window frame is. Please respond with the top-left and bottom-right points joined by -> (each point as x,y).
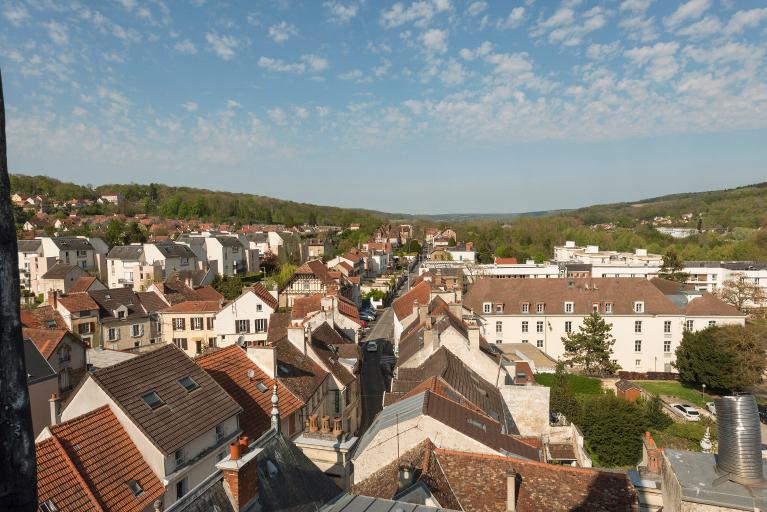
191,317 -> 203,331
255,318 -> 267,332
635,340 -> 642,352
131,323 -> 143,338
664,340 -> 671,353
536,340 -> 543,348
536,321 -> 544,333
634,320 -> 642,333
664,320 -> 671,333
107,327 -> 120,341
521,303 -> 530,314
483,303 -> 492,314
633,301 -> 644,313
604,303 -> 613,314
564,301 -> 574,314
685,319 -> 694,331
495,321 -> 502,333
536,303 -> 545,314
565,321 -> 572,333
521,321 -> 528,333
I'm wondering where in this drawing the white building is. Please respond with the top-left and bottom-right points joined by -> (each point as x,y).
215,283 -> 278,346
683,261 -> 767,308
177,233 -> 255,276
463,277 -> 745,373
554,241 -> 663,277
142,241 -> 199,275
106,244 -> 162,291
39,236 -> 109,278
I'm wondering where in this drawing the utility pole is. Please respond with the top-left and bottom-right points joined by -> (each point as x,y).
0,69 -> 38,511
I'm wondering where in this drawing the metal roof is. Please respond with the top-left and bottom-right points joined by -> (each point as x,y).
353,392 -> 427,459
322,494 -> 457,512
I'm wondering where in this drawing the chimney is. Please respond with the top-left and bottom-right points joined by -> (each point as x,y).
506,471 -> 519,512
398,464 -> 415,490
287,325 -> 306,355
47,290 -> 57,308
642,432 -> 662,475
216,437 -> 263,512
320,415 -> 331,434
309,414 -> 319,433
467,324 -> 481,351
49,393 -> 61,425
417,302 -> 428,323
448,302 -> 463,319
246,344 -> 277,379
424,325 -> 438,352
332,417 -> 343,437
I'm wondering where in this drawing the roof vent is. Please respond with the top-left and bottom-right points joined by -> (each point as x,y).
715,395 -> 764,486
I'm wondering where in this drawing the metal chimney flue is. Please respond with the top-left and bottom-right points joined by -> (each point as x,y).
715,394 -> 764,486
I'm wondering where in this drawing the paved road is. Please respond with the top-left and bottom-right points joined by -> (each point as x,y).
359,307 -> 395,433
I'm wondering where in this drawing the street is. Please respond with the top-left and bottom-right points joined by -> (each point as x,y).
359,307 -> 394,433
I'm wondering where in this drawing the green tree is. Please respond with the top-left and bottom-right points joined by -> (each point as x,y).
578,393 -> 648,467
659,249 -> 690,283
561,312 -> 620,376
307,211 -> 318,226
104,219 -> 126,247
125,221 -> 147,243
642,394 -> 673,431
211,274 -> 244,300
674,325 -> 766,392
275,263 -> 297,289
549,361 -> 580,422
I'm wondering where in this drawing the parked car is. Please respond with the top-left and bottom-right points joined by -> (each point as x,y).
705,402 -> 716,416
366,341 -> 378,353
758,404 -> 767,425
360,314 -> 376,323
672,404 -> 700,421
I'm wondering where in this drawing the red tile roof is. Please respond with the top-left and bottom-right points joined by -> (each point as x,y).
193,285 -> 225,302
249,282 -> 279,310
58,292 -> 100,313
160,300 -> 222,313
196,345 -> 303,440
69,276 -> 101,293
494,257 -> 519,264
20,305 -> 67,330
292,294 -> 323,320
392,281 -> 431,321
23,328 -> 80,359
37,406 -> 165,512
683,292 -> 744,316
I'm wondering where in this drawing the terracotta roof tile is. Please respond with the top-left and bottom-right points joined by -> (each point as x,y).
684,292 -> 744,316
20,305 -> 67,330
392,281 -> 431,321
248,282 -> 279,310
292,294 -> 323,320
196,346 -> 303,440
22,328 -> 74,359
58,292 -> 100,313
69,276 -> 101,293
274,338 -> 329,403
160,300 -> 222,313
310,323 -> 356,387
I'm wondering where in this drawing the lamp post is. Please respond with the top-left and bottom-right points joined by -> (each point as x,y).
702,383 -> 706,403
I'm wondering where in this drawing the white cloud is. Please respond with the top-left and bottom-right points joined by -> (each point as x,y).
118,0 -> 137,11
625,41 -> 679,82
268,21 -> 298,43
206,32 -> 240,60
294,107 -> 309,120
182,102 -> 199,112
587,41 -> 621,60
316,106 -> 331,117
499,7 -> 525,29
3,3 -> 29,26
421,28 -> 448,53
459,41 -> 493,60
324,1 -> 358,24
339,69 -> 364,80
467,2 -> 487,17
258,54 -> 328,74
619,13 -> 658,42
112,24 -> 141,43
374,59 -> 392,77
268,107 -> 288,125
620,0 -> 652,12
485,52 -> 534,75
227,100 -> 242,109
533,5 -> 608,46
677,16 -> 722,38
380,0 -> 451,29
664,0 -> 710,28
440,60 -> 466,86
174,39 -> 197,54
726,8 -> 767,34
43,21 -> 70,46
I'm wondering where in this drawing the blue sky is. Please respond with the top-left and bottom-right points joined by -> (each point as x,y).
1,0 -> 767,214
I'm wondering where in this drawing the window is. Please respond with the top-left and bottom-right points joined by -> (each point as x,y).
131,324 -> 143,337
191,317 -> 203,330
209,337 -> 217,347
58,346 -> 71,363
255,319 -> 267,332
180,257 -> 189,266
78,322 -> 94,334
173,318 -> 185,331
604,303 -> 613,314
216,424 -> 225,441
709,320 -> 716,327
521,303 -> 529,314
141,391 -> 163,409
334,389 -> 341,413
685,319 -> 694,331
40,499 -> 59,512
521,321 -> 528,333
711,274 -> 717,282
536,303 -> 545,314
236,319 -> 250,333
344,386 -> 351,406
483,303 -> 491,314
755,278 -> 761,285
536,340 -> 544,348
175,478 -> 186,500
495,303 -> 503,313
117,310 -> 126,319
178,376 -> 199,392
634,301 -> 644,313
127,479 -> 144,497
536,321 -> 543,333
664,340 -> 671,353
634,321 -> 642,333
303,282 -> 310,290
664,320 -> 672,333
564,302 -> 574,314
635,359 -> 641,367
173,338 -> 188,350
565,321 -> 572,333
496,340 -> 502,344
522,340 -> 528,344
175,449 -> 185,468
207,317 -> 214,329
256,304 -> 263,312
495,321 -> 502,333
635,340 -> 642,352
107,327 -> 120,341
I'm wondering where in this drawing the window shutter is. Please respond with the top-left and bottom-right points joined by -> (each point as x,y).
181,318 -> 186,330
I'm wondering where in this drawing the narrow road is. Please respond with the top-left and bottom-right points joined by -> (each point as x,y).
359,307 -> 394,433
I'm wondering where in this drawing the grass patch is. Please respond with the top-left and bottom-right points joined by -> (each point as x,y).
534,373 -> 602,395
651,418 -> 717,451
637,380 -> 714,408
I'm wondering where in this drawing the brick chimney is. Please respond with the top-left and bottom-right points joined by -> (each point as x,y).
47,290 -> 57,308
49,393 -> 61,425
417,302 -> 428,323
246,344 -> 276,379
506,470 -> 519,512
216,437 -> 262,512
642,431 -> 663,475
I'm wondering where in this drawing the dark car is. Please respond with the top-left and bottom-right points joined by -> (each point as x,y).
758,405 -> 767,425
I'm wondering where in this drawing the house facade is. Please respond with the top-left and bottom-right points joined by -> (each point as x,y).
215,283 -> 278,347
159,300 -> 222,356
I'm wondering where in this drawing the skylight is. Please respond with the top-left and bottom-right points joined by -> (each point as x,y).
178,376 -> 199,392
40,500 -> 59,512
467,418 -> 487,432
256,381 -> 268,393
141,391 -> 164,409
127,479 -> 144,497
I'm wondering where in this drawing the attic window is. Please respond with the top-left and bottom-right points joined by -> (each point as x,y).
443,388 -> 461,402
178,376 -> 199,392
127,479 -> 144,497
488,410 -> 500,421
141,391 -> 164,409
40,500 -> 59,512
105,294 -> 111,300
255,381 -> 269,393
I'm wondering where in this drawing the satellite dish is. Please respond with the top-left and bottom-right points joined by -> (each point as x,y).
246,369 -> 255,379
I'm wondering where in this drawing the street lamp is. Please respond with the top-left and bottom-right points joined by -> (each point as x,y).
702,383 -> 706,403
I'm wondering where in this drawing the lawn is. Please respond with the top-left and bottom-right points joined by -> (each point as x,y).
534,373 -> 603,395
637,380 -> 714,408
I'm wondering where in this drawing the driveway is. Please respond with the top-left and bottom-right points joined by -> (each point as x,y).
359,307 -> 394,433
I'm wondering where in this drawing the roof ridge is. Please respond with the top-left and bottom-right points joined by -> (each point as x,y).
433,447 -> 621,475
49,431 -> 106,512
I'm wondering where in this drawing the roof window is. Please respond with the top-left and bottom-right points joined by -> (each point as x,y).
127,479 -> 144,497
141,391 -> 164,409
256,381 -> 269,393
40,500 -> 59,512
178,376 -> 199,392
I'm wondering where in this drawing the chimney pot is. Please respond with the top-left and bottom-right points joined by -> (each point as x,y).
332,417 -> 343,436
49,393 -> 61,425
398,464 -> 415,490
239,436 -> 249,454
320,415 -> 331,434
230,442 -> 241,461
309,414 -> 319,433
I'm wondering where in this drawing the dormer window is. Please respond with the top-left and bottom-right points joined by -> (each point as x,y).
483,303 -> 491,314
634,301 -> 644,313
521,303 -> 530,314
117,310 -> 126,319
536,303 -> 545,314
564,302 -> 574,314
127,479 -> 144,497
592,303 -> 599,313
495,304 -> 503,313
604,303 -> 613,314
141,391 -> 163,409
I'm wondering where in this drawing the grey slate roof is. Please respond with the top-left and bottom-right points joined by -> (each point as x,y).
51,237 -> 95,250
685,260 -> 767,271
18,239 -> 42,253
168,429 -> 342,512
216,235 -> 243,248
322,494 -> 456,512
152,241 -> 197,258
353,392 -> 427,458
24,339 -> 57,385
41,262 -> 82,280
107,245 -> 145,260
89,287 -> 147,318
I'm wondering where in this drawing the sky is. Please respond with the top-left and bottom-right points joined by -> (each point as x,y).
1,0 -> 767,214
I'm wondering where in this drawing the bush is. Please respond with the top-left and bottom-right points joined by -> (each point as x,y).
578,393 -> 648,467
641,394 -> 673,431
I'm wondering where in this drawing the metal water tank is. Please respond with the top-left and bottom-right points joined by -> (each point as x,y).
715,394 -> 764,485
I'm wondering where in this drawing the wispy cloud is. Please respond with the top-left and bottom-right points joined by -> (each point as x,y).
206,32 -> 241,60
268,21 -> 299,43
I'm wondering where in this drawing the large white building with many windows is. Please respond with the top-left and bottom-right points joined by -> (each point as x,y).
463,277 -> 745,373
